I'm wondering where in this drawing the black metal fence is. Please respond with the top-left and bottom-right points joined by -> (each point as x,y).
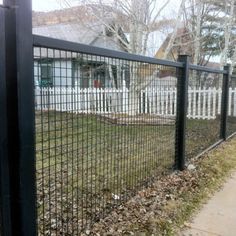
33,36 -> 180,235
1,1 -> 236,235
186,68 -> 223,159
33,38 -> 236,234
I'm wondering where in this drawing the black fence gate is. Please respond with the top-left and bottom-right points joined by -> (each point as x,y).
1,0 -> 236,235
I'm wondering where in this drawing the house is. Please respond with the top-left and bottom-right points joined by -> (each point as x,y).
33,6 -> 129,89
153,27 -> 223,88
155,27 -> 192,61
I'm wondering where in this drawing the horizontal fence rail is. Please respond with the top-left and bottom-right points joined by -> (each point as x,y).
189,64 -> 228,74
33,35 -> 184,68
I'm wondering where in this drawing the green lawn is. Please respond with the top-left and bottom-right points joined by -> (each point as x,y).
35,111 -> 236,234
90,137 -> 236,236
36,111 -> 175,234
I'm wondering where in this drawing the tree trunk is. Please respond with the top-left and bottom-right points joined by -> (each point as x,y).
129,66 -> 140,115
163,0 -> 186,59
193,0 -> 202,65
220,0 -> 235,67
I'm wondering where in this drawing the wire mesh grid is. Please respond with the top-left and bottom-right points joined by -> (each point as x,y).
227,75 -> 236,137
34,47 -> 177,234
186,69 -> 223,159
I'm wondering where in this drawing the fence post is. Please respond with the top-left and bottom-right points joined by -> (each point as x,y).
0,7 -> 12,236
175,55 -> 190,171
1,0 -> 36,235
220,65 -> 230,140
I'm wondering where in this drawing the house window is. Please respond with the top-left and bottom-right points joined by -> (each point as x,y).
72,60 -> 78,88
40,61 -> 53,87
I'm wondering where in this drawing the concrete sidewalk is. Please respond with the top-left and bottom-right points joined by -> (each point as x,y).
180,171 -> 236,236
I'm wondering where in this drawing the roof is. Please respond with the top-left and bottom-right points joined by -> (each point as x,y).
33,22 -> 99,45
154,27 -> 191,60
154,27 -> 221,68
33,6 -> 128,52
33,5 -> 117,27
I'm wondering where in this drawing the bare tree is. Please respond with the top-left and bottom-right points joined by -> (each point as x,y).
57,0 -> 185,114
72,0 -> 173,113
219,0 -> 235,67
75,0 -> 171,55
163,0 -> 186,59
169,0 -> 223,64
169,0 -> 232,65
192,0 -> 202,64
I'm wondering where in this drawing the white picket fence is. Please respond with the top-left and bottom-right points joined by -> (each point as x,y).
35,87 -> 236,119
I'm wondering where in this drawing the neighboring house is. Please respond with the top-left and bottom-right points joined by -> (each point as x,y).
137,27 -> 190,89
155,27 -> 192,61
33,6 -> 129,89
154,27 -> 223,88
33,48 -> 130,89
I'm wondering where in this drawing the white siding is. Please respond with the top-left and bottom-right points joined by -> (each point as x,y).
53,60 -> 73,86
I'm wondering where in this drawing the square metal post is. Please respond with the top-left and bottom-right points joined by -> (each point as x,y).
221,65 -> 230,140
175,55 -> 190,171
2,0 -> 36,235
0,7 -> 12,236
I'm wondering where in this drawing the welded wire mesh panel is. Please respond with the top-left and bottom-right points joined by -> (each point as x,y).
186,70 -> 223,159
227,76 -> 236,137
34,47 -> 177,234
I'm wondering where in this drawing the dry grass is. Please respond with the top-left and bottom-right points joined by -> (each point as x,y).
35,111 -> 175,234
90,137 -> 236,235
35,111 -> 236,235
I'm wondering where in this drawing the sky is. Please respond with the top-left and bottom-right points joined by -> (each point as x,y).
33,0 -> 63,11
0,0 -> 180,18
0,0 -> 180,20
32,0 -> 180,13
